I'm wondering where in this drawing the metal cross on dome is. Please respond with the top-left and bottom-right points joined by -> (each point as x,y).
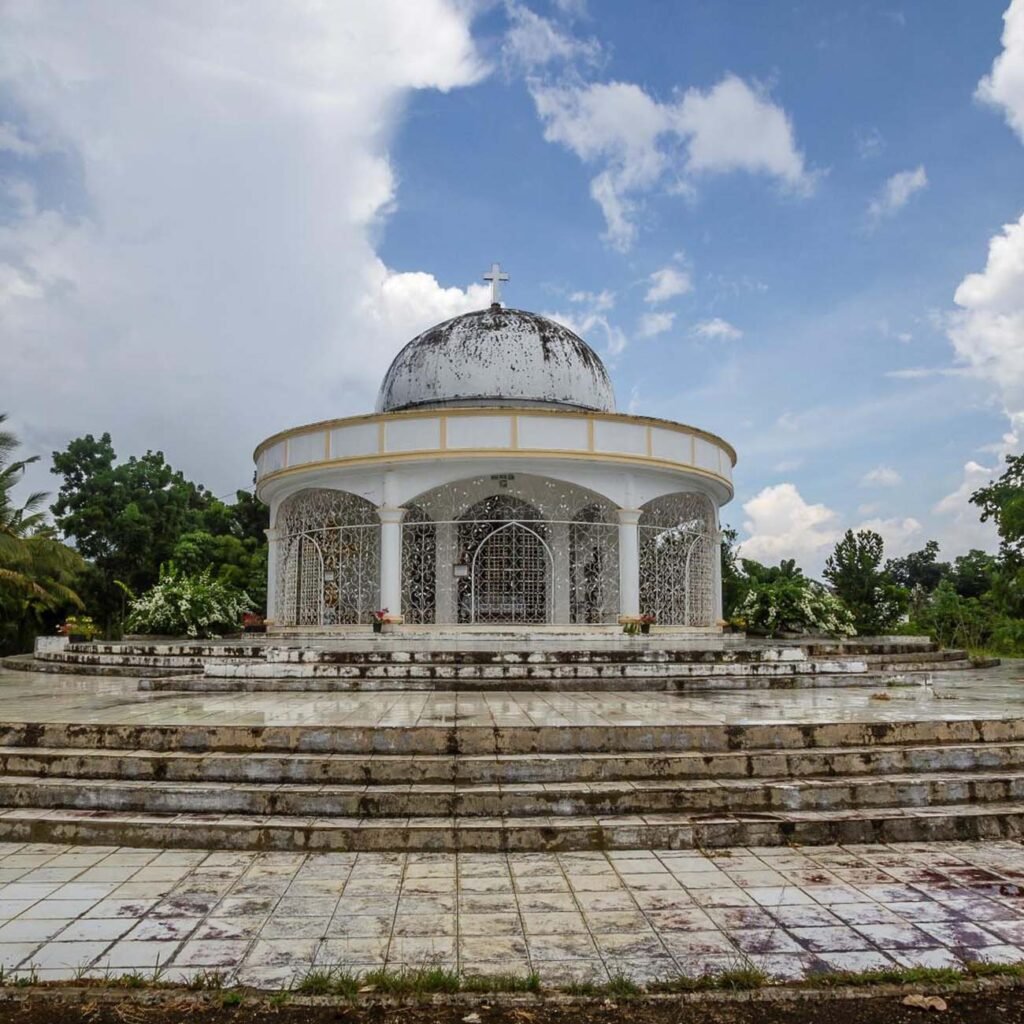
483,262 -> 509,305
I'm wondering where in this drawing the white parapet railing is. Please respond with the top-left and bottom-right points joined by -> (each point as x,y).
254,408 -> 735,489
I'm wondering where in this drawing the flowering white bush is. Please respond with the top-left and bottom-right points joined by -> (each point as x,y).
736,577 -> 856,638
124,565 -> 251,638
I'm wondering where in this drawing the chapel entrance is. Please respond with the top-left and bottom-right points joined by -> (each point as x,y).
457,495 -> 552,624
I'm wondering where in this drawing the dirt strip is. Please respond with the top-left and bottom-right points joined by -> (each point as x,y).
3,979 -> 1024,1024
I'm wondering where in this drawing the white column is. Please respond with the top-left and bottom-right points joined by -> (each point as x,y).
264,527 -> 280,624
617,507 -> 642,622
378,505 -> 406,622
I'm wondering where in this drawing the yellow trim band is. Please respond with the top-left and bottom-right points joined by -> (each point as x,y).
254,406 -> 736,466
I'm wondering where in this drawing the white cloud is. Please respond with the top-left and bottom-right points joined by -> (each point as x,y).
977,0 -> 1024,140
860,465 -> 902,487
502,3 -> 601,72
867,165 -> 928,223
636,311 -> 674,338
854,516 -> 922,557
0,1 -> 485,497
948,213 -> 1024,428
692,317 -> 743,341
673,74 -> 811,189
645,265 -> 692,303
530,74 -> 812,249
546,294 -> 628,358
569,288 -> 615,311
740,483 -> 841,571
932,456 -> 1004,556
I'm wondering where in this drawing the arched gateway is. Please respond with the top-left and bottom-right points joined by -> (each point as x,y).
254,266 -> 736,631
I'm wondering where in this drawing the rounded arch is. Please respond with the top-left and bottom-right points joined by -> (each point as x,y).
639,492 -> 717,627
275,488 -> 380,626
456,494 -> 551,624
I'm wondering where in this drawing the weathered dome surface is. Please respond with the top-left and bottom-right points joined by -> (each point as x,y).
376,306 -> 616,414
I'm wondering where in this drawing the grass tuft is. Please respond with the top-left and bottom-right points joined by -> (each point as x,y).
461,971 -> 541,994
361,965 -> 461,996
651,967 -> 769,993
809,966 -> 964,988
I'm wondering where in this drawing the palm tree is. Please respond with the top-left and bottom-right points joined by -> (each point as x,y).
0,415 -> 84,649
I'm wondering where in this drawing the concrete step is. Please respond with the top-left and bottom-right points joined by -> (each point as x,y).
3,717 -> 1022,756
1,768 -> 1022,819
71,643 -> 267,658
1,655 -> 193,678
861,650 -> 968,665
5,740 -> 1023,785
140,672 -> 900,694
1,800 -> 1020,852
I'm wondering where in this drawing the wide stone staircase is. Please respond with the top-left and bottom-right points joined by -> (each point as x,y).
0,712 -> 1021,853
7,636 -> 981,691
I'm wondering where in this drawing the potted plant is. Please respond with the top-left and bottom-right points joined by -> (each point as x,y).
58,615 -> 101,644
371,608 -> 389,634
639,613 -> 656,635
242,612 -> 267,634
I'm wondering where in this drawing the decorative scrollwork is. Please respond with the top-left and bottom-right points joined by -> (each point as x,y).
276,489 -> 380,626
401,504 -> 436,624
639,492 -> 716,627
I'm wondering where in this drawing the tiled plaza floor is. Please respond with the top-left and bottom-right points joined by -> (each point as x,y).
1,841 -> 1023,989
1,663 -> 1023,729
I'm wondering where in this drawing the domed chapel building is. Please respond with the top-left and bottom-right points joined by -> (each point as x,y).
254,266 -> 736,632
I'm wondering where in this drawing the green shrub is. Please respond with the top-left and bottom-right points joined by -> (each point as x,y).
122,563 -> 251,639
736,577 -> 855,638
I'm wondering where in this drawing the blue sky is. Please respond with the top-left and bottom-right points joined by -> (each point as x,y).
2,1 -> 1023,573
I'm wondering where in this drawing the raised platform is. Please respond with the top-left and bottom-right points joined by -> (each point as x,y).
0,660 -> 1019,853
8,634 -> 982,692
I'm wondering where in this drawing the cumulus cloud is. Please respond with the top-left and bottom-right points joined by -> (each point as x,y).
854,516 -> 922,556
977,0 -> 1024,140
860,465 -> 902,487
948,214 -> 1024,428
530,73 -> 812,249
867,165 -> 928,223
0,1 -> 486,496
932,456 -> 1004,555
636,311 -> 674,338
740,483 -> 841,571
645,265 -> 692,303
692,317 -> 743,341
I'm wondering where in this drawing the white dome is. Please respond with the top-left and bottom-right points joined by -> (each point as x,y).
376,306 -> 616,414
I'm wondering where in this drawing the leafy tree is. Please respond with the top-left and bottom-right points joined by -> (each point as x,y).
823,529 -> 908,635
0,414 -> 84,653
741,558 -> 804,584
971,453 -> 1024,555
885,540 -> 949,592
720,526 -> 745,617
949,549 -> 998,599
50,435 -> 267,628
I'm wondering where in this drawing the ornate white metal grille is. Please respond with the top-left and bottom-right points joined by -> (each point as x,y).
276,489 -> 380,626
639,492 -> 716,627
401,504 -> 436,624
456,495 -> 551,624
569,504 -> 619,623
